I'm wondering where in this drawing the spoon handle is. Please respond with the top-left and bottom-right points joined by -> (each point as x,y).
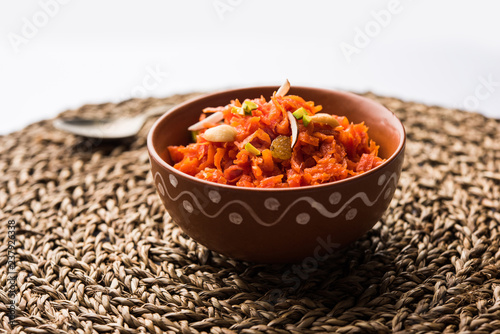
144,104 -> 175,117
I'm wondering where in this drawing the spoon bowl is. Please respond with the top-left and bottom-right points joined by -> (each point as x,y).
53,105 -> 174,139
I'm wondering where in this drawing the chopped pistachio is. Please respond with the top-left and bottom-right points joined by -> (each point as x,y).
242,101 -> 258,115
191,130 -> 199,142
244,142 -> 261,155
293,107 -> 307,119
231,106 -> 244,116
302,115 -> 312,127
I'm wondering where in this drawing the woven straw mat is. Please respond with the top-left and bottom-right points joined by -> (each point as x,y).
1,92 -> 500,334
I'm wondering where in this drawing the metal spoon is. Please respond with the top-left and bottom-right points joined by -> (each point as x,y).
53,104 -> 174,139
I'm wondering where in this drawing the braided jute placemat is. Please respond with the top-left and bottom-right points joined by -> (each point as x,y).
1,91 -> 500,334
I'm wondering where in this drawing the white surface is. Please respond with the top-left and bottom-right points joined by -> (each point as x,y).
1,0 -> 499,135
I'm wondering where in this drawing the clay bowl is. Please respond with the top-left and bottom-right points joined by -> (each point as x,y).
147,86 -> 405,263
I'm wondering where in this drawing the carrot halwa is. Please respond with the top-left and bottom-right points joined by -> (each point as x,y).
168,89 -> 384,188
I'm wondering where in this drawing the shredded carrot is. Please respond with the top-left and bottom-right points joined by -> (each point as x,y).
261,149 -> 274,173
167,91 -> 384,188
214,148 -> 225,171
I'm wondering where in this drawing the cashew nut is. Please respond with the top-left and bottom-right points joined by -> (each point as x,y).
310,113 -> 340,128
203,124 -> 237,142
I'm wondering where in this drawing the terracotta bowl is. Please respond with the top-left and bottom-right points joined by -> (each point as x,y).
147,86 -> 405,263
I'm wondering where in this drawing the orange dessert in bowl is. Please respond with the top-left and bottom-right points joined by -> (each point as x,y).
147,82 -> 405,263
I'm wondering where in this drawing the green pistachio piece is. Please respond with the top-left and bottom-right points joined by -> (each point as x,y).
292,107 -> 307,119
191,130 -> 199,142
302,115 -> 312,127
242,101 -> 258,115
244,142 -> 261,155
231,106 -> 244,116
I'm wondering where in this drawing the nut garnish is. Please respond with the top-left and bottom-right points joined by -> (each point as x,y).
310,113 -> 340,128
203,124 -> 237,142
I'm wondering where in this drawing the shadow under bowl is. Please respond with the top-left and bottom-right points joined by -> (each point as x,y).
147,86 -> 406,263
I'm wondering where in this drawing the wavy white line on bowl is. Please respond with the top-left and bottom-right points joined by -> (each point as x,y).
155,172 -> 397,227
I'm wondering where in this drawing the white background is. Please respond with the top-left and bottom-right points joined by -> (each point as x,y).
1,0 -> 499,135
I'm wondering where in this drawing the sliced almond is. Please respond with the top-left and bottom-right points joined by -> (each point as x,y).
276,79 -> 291,97
287,111 -> 299,148
203,124 -> 237,142
188,111 -> 224,131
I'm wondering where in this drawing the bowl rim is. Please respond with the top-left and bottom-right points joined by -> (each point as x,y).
147,85 -> 406,192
